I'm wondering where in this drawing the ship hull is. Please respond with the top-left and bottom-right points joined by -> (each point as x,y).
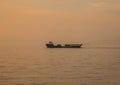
46,44 -> 82,48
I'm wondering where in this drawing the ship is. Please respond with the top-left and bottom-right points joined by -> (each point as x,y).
46,41 -> 82,48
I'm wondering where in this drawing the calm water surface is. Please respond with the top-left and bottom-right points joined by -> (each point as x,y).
0,45 -> 120,85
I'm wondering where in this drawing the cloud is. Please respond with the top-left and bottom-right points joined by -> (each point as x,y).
89,2 -> 106,8
88,2 -> 120,10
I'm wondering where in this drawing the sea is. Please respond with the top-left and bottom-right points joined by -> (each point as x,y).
0,42 -> 120,85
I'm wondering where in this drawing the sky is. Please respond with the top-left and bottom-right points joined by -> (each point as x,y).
0,0 -> 120,45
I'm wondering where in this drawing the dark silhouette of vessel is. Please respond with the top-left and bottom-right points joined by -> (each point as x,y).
46,41 -> 82,48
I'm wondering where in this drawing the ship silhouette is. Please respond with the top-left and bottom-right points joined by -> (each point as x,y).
46,41 -> 82,48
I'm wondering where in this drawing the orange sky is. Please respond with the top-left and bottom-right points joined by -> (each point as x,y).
0,0 -> 120,45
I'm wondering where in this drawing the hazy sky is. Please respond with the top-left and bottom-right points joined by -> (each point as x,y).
0,0 -> 120,45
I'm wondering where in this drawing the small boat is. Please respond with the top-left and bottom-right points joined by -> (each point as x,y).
46,41 -> 82,48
